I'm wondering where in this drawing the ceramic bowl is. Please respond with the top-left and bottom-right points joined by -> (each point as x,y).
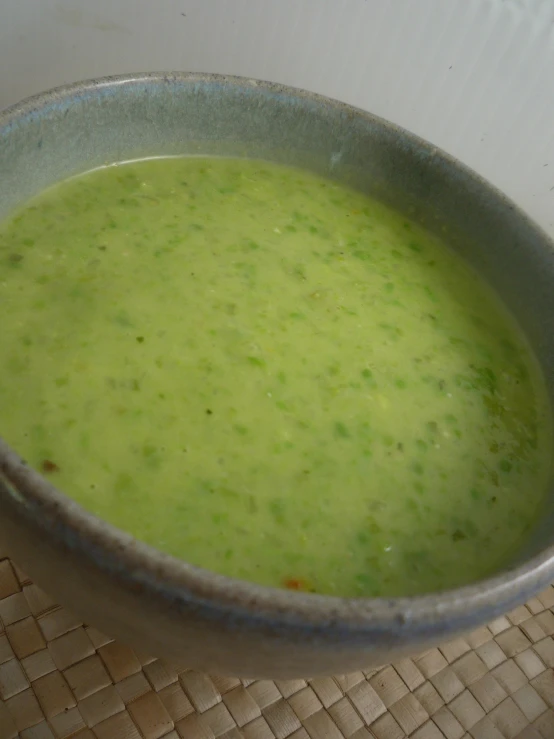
1,73 -> 554,678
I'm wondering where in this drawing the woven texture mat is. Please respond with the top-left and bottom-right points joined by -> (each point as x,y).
1,554 -> 554,739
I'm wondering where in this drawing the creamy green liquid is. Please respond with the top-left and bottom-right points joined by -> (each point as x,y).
0,157 -> 551,597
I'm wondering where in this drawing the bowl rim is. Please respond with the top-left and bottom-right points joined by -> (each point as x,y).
1,70 -> 554,638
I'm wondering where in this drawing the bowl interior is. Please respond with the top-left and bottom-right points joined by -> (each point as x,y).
2,73 -> 554,574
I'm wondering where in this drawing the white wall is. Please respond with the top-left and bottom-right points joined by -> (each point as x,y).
1,0 -> 553,234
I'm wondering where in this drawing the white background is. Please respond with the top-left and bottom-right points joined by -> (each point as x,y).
1,0 -> 553,235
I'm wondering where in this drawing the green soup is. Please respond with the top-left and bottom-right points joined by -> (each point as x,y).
0,157 -> 551,597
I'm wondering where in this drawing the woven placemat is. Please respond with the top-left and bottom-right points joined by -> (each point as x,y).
0,547 -> 553,739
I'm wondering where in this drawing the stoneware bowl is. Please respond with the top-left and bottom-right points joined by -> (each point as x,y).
1,73 -> 554,679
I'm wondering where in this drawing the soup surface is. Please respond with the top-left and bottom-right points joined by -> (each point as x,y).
0,157 -> 551,597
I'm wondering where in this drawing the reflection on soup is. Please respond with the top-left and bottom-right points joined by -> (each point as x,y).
0,157 -> 551,597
